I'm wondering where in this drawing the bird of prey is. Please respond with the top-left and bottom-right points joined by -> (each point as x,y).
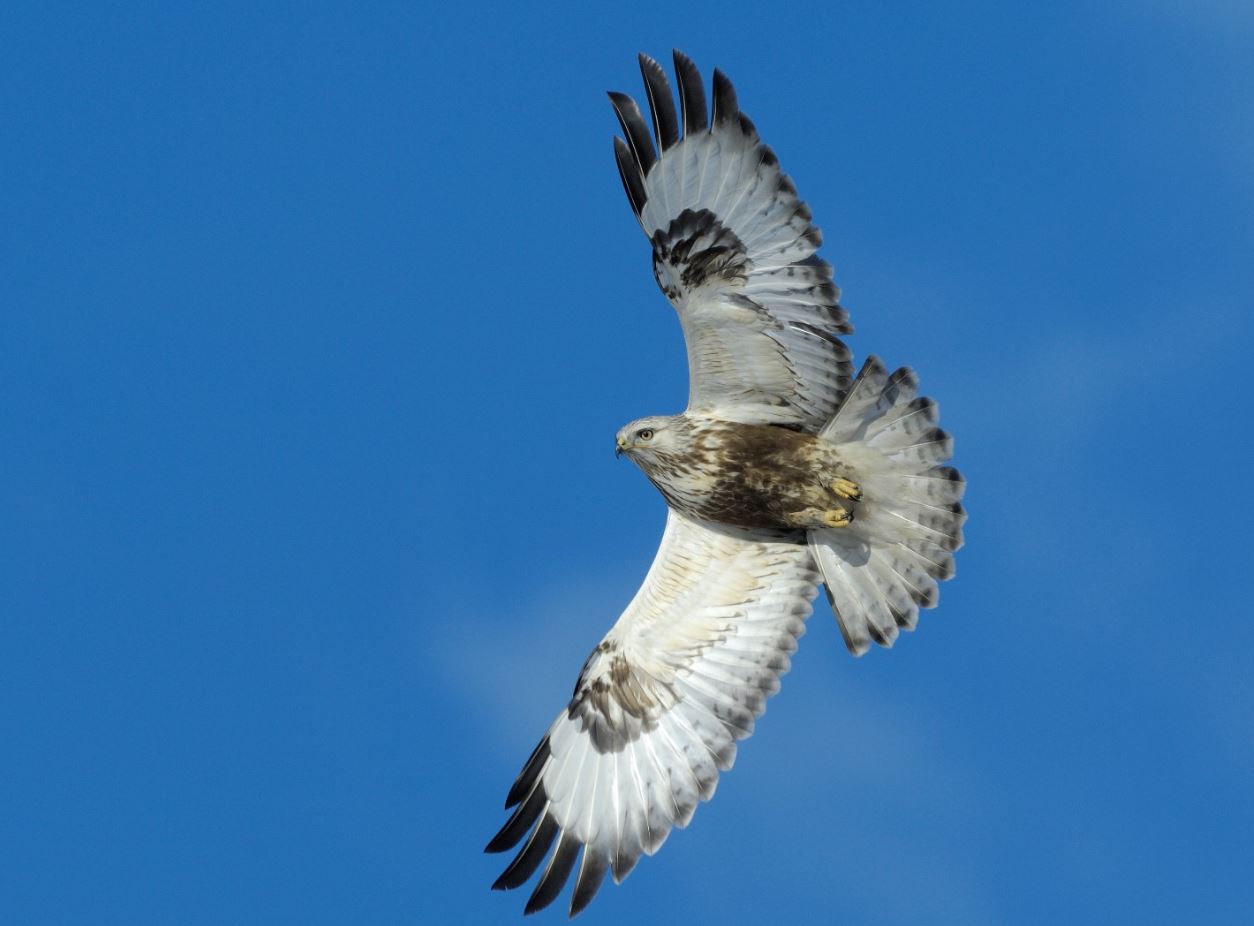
486,51 -> 965,917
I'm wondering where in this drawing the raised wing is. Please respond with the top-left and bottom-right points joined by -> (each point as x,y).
611,51 -> 853,430
486,512 -> 820,916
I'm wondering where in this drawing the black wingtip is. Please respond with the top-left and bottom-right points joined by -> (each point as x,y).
613,136 -> 647,218
525,833 -> 580,915
638,52 -> 679,150
568,848 -> 609,917
505,734 -> 551,809
486,783 -> 545,854
711,68 -> 739,126
607,90 -> 657,177
672,49 -> 707,136
493,813 -> 559,891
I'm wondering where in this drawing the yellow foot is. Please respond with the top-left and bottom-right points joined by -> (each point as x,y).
822,506 -> 853,528
831,477 -> 862,500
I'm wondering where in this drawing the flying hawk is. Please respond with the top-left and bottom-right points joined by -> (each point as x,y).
486,51 -> 965,916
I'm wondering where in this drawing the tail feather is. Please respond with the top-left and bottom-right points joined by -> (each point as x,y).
865,396 -> 939,451
891,467 -> 965,506
810,356 -> 965,656
899,534 -> 957,581
867,548 -> 920,630
884,428 -> 954,468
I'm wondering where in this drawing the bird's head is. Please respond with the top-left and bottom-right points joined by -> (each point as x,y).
615,415 -> 690,469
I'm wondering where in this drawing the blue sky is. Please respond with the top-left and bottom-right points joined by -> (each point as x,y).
4,1 -> 1253,922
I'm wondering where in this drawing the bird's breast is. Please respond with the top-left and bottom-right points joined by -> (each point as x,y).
643,423 -> 836,531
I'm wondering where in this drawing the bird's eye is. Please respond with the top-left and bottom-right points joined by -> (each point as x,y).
637,428 -> 654,441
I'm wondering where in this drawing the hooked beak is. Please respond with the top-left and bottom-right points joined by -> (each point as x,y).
615,435 -> 628,458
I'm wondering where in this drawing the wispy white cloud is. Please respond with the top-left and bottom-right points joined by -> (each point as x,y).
429,568 -> 642,758
1131,0 -> 1254,36
1114,0 -> 1254,201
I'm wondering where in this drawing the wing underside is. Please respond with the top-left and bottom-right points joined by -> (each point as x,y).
611,51 -> 853,430
486,512 -> 820,915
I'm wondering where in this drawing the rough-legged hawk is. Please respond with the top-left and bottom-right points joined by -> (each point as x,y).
486,51 -> 965,916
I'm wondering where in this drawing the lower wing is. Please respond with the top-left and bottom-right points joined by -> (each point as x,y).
486,511 -> 820,915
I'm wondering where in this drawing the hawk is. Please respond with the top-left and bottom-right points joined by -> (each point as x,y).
486,51 -> 965,916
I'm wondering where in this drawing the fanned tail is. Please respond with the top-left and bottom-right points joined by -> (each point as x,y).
809,356 -> 966,655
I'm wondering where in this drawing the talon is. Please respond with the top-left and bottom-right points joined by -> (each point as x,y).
823,507 -> 852,528
831,477 -> 862,500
